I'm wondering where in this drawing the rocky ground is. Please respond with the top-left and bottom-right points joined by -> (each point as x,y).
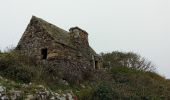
0,76 -> 76,100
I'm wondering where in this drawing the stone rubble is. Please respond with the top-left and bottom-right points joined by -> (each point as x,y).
0,85 -> 76,100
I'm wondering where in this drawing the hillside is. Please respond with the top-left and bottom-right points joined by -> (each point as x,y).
0,50 -> 170,100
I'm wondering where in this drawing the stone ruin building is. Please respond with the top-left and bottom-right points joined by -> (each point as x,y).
16,16 -> 102,70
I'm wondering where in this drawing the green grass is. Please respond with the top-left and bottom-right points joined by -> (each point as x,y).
1,51 -> 170,99
75,66 -> 170,100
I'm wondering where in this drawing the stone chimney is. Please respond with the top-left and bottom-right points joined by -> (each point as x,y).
69,27 -> 89,47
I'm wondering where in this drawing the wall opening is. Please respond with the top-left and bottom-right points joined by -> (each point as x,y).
95,61 -> 99,69
41,48 -> 48,59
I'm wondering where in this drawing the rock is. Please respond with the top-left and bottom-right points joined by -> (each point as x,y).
25,94 -> 34,100
66,93 -> 74,100
50,96 -> 55,100
4,79 -> 8,82
29,82 -> 32,85
59,96 -> 66,100
21,83 -> 29,88
45,90 -> 50,97
0,86 -> 6,99
80,84 -> 85,88
0,86 -> 6,93
0,76 -> 3,80
37,85 -> 45,89
0,83 -> 76,100
34,90 -> 54,100
10,90 -> 22,100
60,79 -> 69,86
1,95 -> 9,100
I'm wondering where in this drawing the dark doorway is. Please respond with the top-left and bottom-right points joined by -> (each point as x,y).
95,61 -> 99,69
41,48 -> 48,59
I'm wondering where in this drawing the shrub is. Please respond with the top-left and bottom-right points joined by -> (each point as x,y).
92,82 -> 113,100
101,51 -> 155,72
0,51 -> 35,83
76,86 -> 94,100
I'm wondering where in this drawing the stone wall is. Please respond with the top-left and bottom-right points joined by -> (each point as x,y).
16,16 -> 103,83
69,27 -> 89,48
16,18 -> 93,70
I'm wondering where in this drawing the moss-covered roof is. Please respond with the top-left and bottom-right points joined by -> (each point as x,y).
32,16 -> 70,45
31,16 -> 98,57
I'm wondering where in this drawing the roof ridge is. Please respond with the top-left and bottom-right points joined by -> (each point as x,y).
30,16 -> 70,45
31,16 -> 68,33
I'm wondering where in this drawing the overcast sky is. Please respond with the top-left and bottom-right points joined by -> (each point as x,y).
0,0 -> 170,78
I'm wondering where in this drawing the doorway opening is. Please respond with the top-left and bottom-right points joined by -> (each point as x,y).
95,61 -> 99,69
41,48 -> 48,59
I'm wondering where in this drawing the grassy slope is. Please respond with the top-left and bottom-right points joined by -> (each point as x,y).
77,67 -> 170,100
0,52 -> 170,100
108,67 -> 170,99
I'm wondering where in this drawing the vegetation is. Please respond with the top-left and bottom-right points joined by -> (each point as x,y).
101,51 -> 156,71
77,52 -> 170,99
0,49 -> 170,99
0,51 -> 35,83
77,67 -> 170,100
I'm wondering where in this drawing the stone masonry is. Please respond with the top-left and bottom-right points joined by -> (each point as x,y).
16,16 -> 102,74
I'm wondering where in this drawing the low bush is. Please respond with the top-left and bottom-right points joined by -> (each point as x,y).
92,82 -> 113,100
76,86 -> 93,100
0,52 -> 35,83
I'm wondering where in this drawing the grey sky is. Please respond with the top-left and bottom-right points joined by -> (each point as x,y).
0,0 -> 170,78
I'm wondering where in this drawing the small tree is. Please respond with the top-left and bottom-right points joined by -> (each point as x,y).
101,51 -> 155,72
